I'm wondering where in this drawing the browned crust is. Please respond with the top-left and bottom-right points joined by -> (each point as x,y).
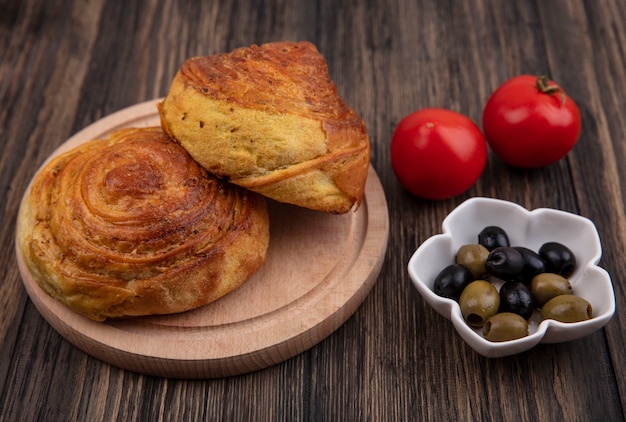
16,127 -> 269,321
159,41 -> 370,214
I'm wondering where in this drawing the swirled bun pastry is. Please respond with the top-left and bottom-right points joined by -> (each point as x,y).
158,41 -> 370,214
16,127 -> 269,321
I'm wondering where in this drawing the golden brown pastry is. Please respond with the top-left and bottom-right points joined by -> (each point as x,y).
158,41 -> 370,214
16,127 -> 269,321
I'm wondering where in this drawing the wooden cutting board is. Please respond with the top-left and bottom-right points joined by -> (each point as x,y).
15,99 -> 389,379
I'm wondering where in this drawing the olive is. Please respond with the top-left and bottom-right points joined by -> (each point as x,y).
455,244 -> 489,278
459,280 -> 500,328
485,246 -> 524,279
531,273 -> 573,307
498,281 -> 535,320
539,242 -> 576,277
478,226 -> 510,251
483,312 -> 529,342
541,295 -> 592,323
433,264 -> 473,300
513,246 -> 547,283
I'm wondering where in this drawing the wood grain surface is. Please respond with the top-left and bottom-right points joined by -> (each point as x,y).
1,0 -> 626,421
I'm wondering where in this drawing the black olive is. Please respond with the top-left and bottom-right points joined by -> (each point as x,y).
478,226 -> 510,251
539,242 -> 576,277
498,281 -> 534,319
433,264 -> 473,300
485,246 -> 524,279
513,246 -> 547,283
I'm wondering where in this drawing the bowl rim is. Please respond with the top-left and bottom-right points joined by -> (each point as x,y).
408,197 -> 616,358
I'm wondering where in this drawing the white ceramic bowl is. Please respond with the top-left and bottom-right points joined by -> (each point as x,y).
408,197 -> 616,358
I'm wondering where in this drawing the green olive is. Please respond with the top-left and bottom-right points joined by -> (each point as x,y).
456,244 -> 489,278
541,295 -> 592,323
531,273 -> 573,307
459,280 -> 500,328
483,312 -> 529,342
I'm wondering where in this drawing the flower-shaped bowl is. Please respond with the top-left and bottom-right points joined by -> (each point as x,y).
408,197 -> 615,358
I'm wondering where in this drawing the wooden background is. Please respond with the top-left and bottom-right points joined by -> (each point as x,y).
1,0 -> 625,420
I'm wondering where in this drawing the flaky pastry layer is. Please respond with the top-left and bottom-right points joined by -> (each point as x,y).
159,41 -> 370,214
17,127 -> 269,321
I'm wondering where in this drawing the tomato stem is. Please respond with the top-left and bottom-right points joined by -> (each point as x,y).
536,75 -> 565,105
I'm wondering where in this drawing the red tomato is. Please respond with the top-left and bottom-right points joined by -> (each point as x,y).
390,108 -> 487,200
482,75 -> 581,168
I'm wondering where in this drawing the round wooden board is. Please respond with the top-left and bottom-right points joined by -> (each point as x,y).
15,99 -> 390,379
